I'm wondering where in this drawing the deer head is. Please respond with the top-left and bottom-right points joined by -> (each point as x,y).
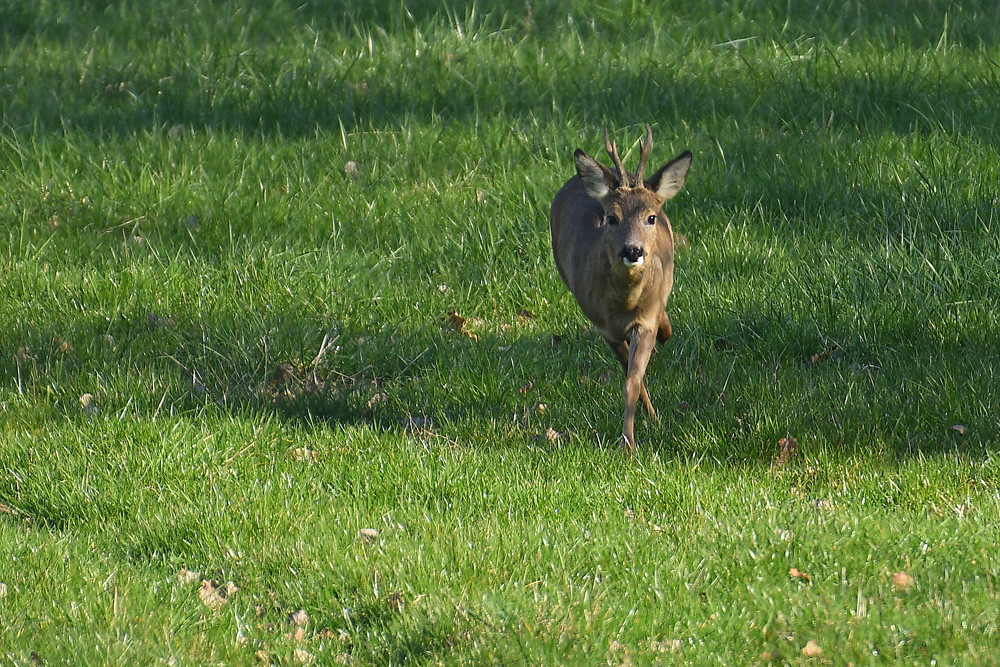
573,125 -> 692,277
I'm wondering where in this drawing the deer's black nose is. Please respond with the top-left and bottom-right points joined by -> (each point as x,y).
621,245 -> 644,263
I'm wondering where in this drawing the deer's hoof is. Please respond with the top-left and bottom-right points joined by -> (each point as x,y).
620,433 -> 637,456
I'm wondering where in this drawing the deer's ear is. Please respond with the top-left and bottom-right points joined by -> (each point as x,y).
575,150 -> 617,202
646,151 -> 692,202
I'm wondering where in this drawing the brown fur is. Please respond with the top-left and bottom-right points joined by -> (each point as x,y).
549,126 -> 692,454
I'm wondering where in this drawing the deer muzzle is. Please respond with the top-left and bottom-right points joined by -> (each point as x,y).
620,245 -> 645,267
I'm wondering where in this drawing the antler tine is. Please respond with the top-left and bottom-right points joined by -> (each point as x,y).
603,128 -> 626,186
635,123 -> 653,185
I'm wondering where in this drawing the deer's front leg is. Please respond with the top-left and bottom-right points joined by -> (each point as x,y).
621,327 -> 656,455
606,338 -> 657,422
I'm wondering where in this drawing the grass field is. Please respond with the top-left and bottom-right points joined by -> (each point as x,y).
3,0 -> 1000,664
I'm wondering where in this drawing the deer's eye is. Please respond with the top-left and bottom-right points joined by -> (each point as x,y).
646,215 -> 657,226
605,214 -> 619,226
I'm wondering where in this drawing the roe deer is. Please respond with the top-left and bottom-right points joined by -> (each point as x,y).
549,125 -> 692,454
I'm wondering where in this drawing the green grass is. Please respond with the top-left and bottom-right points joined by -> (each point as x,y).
3,0 -> 1000,664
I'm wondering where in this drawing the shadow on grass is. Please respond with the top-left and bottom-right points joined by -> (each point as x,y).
5,40 -> 999,144
3,292 -> 996,466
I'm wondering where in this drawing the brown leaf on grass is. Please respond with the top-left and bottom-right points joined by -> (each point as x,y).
403,414 -> 433,434
289,608 -> 310,627
789,568 -> 811,583
198,579 -> 237,610
293,648 -> 315,664
358,528 -> 379,543
518,380 -> 533,394
79,393 -> 98,418
344,161 -> 360,180
147,313 -> 173,331
385,591 -> 405,613
269,363 -> 296,387
441,309 -> 479,341
537,427 -> 563,444
801,640 -> 822,657
147,312 -> 176,331
176,568 -> 201,585
892,571 -> 915,590
54,336 -> 74,355
951,424 -> 968,435
290,447 -> 314,463
516,308 -> 535,323
651,639 -> 683,653
810,344 -> 840,364
773,437 -> 799,468
367,392 -> 388,410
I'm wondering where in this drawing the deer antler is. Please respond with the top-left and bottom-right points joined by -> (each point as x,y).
635,124 -> 653,186
603,128 -> 626,187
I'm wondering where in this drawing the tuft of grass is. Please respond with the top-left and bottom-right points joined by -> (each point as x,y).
2,1 -> 1000,664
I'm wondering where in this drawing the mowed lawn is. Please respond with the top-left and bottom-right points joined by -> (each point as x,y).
2,1 -> 1000,664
